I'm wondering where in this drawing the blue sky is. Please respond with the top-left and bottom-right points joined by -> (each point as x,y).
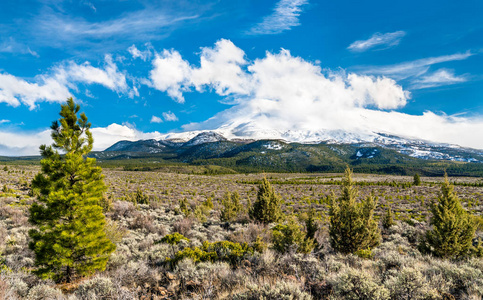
0,0 -> 482,155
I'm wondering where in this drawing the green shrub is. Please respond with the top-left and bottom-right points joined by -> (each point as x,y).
221,191 -> 243,222
305,207 -> 318,241
355,248 -> 374,259
167,240 -> 253,267
421,174 -> 479,258
179,197 -> 191,216
272,217 -> 315,254
382,206 -> 396,230
252,235 -> 268,253
329,167 -> 381,254
133,188 -> 149,205
160,232 -> 190,245
413,174 -> 421,186
249,177 -> 283,224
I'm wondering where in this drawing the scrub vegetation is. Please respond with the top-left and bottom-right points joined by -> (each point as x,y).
1,164 -> 482,299
0,100 -> 482,299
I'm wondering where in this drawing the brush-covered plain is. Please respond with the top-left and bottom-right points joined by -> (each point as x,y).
1,165 -> 483,299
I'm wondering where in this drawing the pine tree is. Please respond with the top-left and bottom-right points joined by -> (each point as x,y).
382,206 -> 396,230
423,174 -> 478,258
413,173 -> 421,186
28,98 -> 115,283
221,191 -> 243,222
249,177 -> 283,224
272,216 -> 314,254
305,207 -> 318,241
329,167 -> 380,254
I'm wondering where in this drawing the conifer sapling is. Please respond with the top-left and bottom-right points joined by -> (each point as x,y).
329,167 -> 380,254
28,98 -> 115,282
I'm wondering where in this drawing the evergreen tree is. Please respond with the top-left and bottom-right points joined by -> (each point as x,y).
423,174 -> 478,258
28,98 -> 115,282
382,206 -> 396,230
329,167 -> 380,254
272,216 -> 315,254
249,177 -> 283,224
221,191 -> 243,222
413,173 -> 421,186
305,207 -> 318,241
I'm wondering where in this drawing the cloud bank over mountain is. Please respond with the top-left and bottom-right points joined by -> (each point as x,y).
0,39 -> 482,155
147,40 -> 483,149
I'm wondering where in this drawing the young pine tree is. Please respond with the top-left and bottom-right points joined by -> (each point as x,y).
423,174 -> 478,258
272,216 -> 315,254
413,173 -> 421,186
220,191 -> 243,222
249,177 -> 283,224
329,167 -> 380,254
382,206 -> 396,230
29,98 -> 115,283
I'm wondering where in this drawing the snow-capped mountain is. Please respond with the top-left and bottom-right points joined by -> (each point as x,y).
182,132 -> 228,147
104,128 -> 483,164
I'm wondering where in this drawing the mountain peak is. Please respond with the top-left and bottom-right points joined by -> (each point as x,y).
183,131 -> 227,147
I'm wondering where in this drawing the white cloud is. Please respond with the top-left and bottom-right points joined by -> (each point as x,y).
348,74 -> 409,109
348,31 -> 406,52
128,44 -> 152,61
0,120 -> 10,124
148,40 -> 483,149
33,8 -> 199,52
411,69 -> 467,89
54,55 -> 129,93
362,52 -> 473,80
151,115 -> 163,123
191,39 -> 250,97
0,55 -> 131,109
0,123 -> 163,156
0,73 -> 72,109
150,44 -> 409,110
150,49 -> 192,103
0,129 -> 52,156
247,0 -> 308,35
162,111 -> 178,121
90,123 -> 162,150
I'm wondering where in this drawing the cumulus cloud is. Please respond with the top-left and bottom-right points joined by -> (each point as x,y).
151,115 -> 163,123
150,42 -> 409,110
190,39 -> 250,96
0,55 -> 131,109
54,55 -> 129,93
348,31 -> 406,52
149,39 -> 483,149
411,69 -> 467,89
150,49 -> 191,103
0,123 -> 163,156
90,123 -> 162,150
247,0 -> 308,35
162,111 -> 178,121
0,73 -> 72,109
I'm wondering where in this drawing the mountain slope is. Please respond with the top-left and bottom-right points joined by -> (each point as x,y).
96,131 -> 483,176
